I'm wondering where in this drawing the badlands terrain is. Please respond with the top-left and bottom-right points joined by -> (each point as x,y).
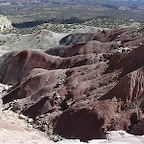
0,13 -> 144,143
0,23 -> 144,144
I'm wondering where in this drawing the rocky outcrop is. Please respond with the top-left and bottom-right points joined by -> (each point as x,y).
100,66 -> 144,105
0,49 -> 105,85
0,15 -> 13,32
130,118 -> 144,135
46,40 -> 116,57
1,26 -> 144,141
59,27 -> 144,48
53,98 -> 118,141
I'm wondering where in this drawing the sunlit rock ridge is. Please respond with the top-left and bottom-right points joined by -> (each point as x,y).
0,15 -> 13,32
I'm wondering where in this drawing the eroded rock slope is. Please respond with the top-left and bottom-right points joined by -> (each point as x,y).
1,26 -> 144,141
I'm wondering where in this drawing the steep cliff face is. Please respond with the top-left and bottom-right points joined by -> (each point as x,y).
0,15 -> 13,32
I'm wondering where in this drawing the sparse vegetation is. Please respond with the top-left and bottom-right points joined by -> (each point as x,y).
0,1 -> 143,35
0,2 -> 144,30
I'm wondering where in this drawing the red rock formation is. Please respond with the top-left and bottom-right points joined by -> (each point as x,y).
54,98 -> 118,141
0,49 -> 103,85
100,66 -> 144,105
130,118 -> 144,135
59,27 -> 132,45
109,45 -> 144,77
1,27 -> 144,141
0,50 -> 62,84
46,41 -> 116,57
60,27 -> 144,48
